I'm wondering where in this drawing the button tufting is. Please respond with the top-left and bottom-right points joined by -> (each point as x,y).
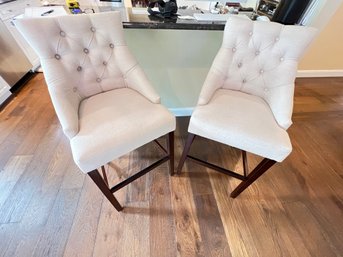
96,78 -> 102,83
232,47 -> 236,52
238,62 -> 242,68
60,31 -> 66,37
77,66 -> 82,72
109,43 -> 114,49
90,27 -> 96,32
103,61 -> 107,66
55,54 -> 61,60
255,50 -> 260,56
73,87 -> 77,92
249,32 -> 253,36
280,57 -> 284,61
242,79 -> 247,83
260,69 -> 264,74
275,37 -> 279,41
264,87 -> 269,92
83,48 -> 89,54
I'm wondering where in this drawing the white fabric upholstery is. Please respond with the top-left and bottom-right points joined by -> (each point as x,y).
189,89 -> 291,162
14,12 -> 161,139
190,16 -> 316,162
14,12 -> 175,173
71,88 -> 175,172
198,16 -> 317,129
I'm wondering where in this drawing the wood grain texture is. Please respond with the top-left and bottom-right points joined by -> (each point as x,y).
0,74 -> 342,257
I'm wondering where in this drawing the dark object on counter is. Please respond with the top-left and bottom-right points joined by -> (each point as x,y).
0,0 -> 15,5
272,0 -> 312,25
147,0 -> 178,18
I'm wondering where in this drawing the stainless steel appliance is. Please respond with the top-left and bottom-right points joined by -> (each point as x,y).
0,19 -> 31,87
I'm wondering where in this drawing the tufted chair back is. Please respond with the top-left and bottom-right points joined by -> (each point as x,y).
198,16 -> 317,129
15,12 -> 160,139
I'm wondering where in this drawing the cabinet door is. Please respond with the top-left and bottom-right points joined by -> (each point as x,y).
0,76 -> 11,105
4,18 -> 40,70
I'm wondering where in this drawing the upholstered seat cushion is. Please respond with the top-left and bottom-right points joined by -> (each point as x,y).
70,88 -> 175,173
188,89 -> 292,162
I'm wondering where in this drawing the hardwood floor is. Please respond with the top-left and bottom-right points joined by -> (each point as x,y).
0,74 -> 342,257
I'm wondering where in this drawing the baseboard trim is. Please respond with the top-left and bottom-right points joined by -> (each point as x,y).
297,70 -> 343,78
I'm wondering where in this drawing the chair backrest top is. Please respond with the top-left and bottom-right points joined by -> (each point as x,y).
14,12 -> 137,99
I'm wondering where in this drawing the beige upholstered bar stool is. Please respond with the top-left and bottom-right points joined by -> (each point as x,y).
15,12 -> 176,211
177,16 -> 316,197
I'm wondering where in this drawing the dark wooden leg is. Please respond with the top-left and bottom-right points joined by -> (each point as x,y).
88,169 -> 123,212
176,133 -> 196,174
230,158 -> 276,198
101,165 -> 109,187
242,151 -> 248,177
167,131 -> 175,175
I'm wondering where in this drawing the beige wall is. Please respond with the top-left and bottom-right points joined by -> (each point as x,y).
299,2 -> 343,70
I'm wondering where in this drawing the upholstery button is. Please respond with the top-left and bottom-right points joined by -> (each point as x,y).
255,50 -> 260,56
73,87 -> 77,92
232,47 -> 236,52
237,62 -> 242,68
109,43 -> 114,49
280,57 -> 284,61
260,69 -> 264,74
264,87 -> 269,92
275,37 -> 280,41
103,61 -> 107,66
60,31 -> 66,37
249,32 -> 253,36
90,27 -> 96,32
83,48 -> 89,54
96,78 -> 102,83
77,66 -> 82,72
242,79 -> 247,83
54,54 -> 61,60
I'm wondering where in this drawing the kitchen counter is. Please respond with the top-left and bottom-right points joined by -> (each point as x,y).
122,8 -> 227,30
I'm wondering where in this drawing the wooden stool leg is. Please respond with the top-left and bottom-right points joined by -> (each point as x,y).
176,133 -> 196,174
88,169 -> 123,211
230,158 -> 276,198
167,131 -> 175,175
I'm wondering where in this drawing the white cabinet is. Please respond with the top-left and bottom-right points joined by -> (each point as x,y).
0,0 -> 41,70
4,17 -> 40,70
0,76 -> 11,105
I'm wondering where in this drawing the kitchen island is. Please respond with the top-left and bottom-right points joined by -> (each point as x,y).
121,7 -> 234,115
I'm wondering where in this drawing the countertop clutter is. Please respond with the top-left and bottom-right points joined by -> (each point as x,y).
123,8 -> 227,31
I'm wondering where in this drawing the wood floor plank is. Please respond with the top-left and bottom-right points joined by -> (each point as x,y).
0,155 -> 32,208
3,138 -> 74,257
0,124 -> 64,224
283,201 -> 340,257
63,177 -> 103,257
170,172 -> 203,257
194,193 -> 232,257
0,80 -> 53,169
31,188 -> 81,257
149,164 -> 177,257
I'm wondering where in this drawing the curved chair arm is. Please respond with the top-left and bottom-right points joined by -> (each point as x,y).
41,60 -> 81,139
197,66 -> 226,106
115,46 -> 160,104
47,83 -> 80,139
124,64 -> 161,104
